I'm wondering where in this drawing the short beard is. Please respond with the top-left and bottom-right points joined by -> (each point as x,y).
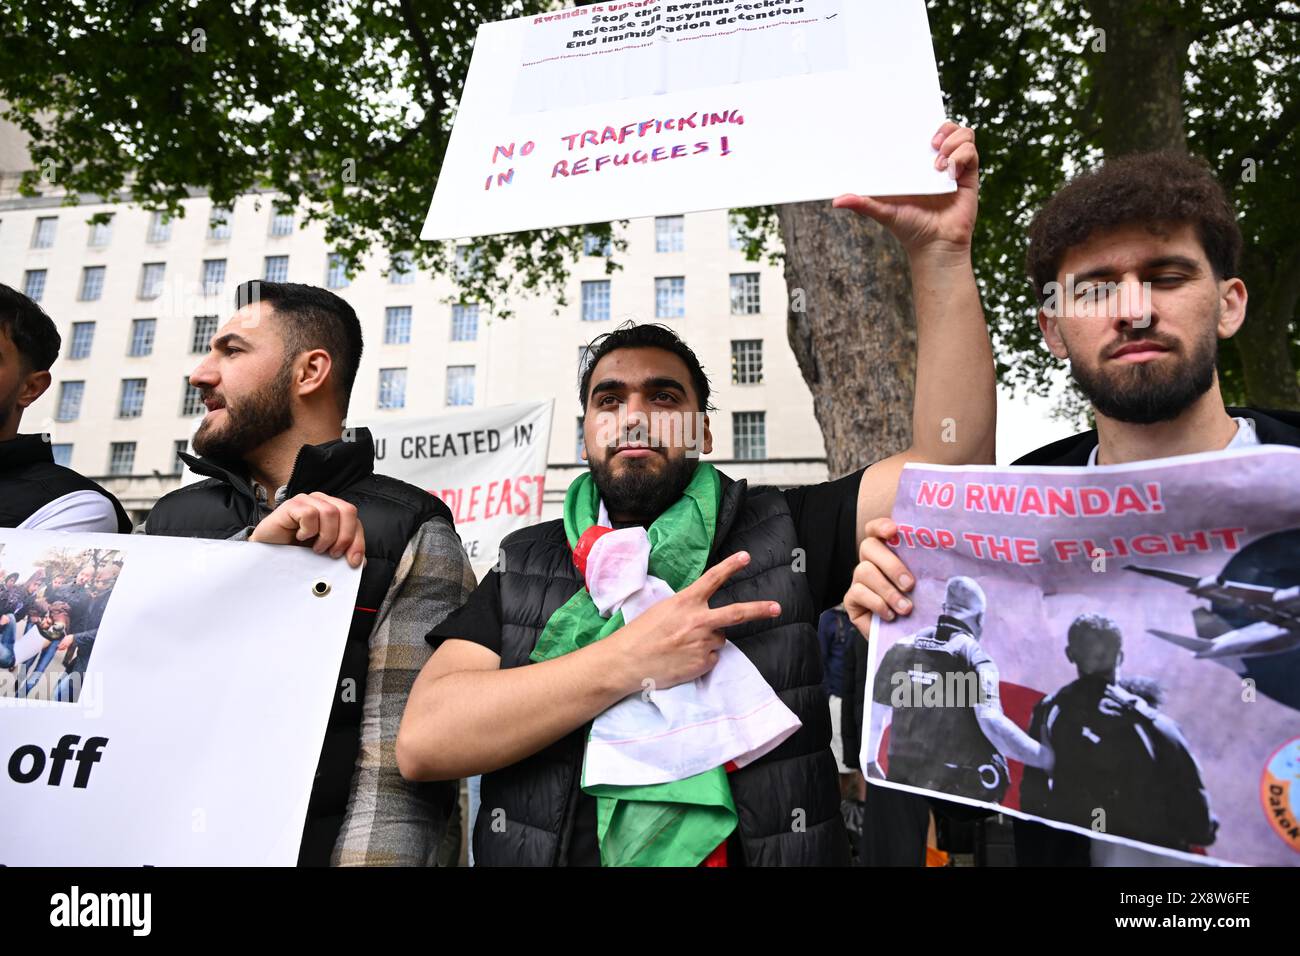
193,364 -> 295,464
1071,328 -> 1218,425
589,453 -> 698,524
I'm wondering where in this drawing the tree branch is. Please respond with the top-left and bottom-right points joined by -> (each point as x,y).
1234,93 -> 1300,171
397,0 -> 448,147
369,109 -> 436,164
1196,5 -> 1300,40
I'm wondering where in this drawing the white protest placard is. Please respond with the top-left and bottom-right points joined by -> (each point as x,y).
0,529 -> 361,866
422,0 -> 953,240
364,400 -> 554,573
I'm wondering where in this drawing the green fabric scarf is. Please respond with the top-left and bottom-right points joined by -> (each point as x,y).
530,462 -> 735,866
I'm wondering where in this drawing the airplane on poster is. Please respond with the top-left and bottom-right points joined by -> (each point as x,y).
1123,565 -> 1300,660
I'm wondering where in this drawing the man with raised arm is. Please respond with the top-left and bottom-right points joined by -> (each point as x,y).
398,122 -> 997,866
844,151 -> 1294,866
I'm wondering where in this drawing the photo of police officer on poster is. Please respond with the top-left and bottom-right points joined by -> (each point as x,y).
863,446 -> 1300,866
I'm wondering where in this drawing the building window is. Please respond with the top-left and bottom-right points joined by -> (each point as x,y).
446,365 -> 475,407
52,444 -> 73,468
207,206 -> 232,240
69,322 -> 95,360
388,250 -> 416,284
191,315 -> 218,354
79,266 -> 105,301
31,216 -> 57,249
454,244 -> 481,280
728,212 -> 746,251
263,255 -> 289,282
731,339 -> 764,385
56,382 -> 84,422
730,272 -> 761,315
733,411 -> 767,460
384,306 -> 412,345
378,368 -> 407,409
581,280 -> 610,322
118,378 -> 147,418
575,416 -> 585,461
583,231 -> 612,256
202,259 -> 227,297
655,215 -> 685,253
325,252 -> 350,289
139,262 -> 166,300
451,303 -> 479,341
129,319 -> 156,357
88,215 -> 113,248
109,442 -> 136,476
173,439 -> 190,474
655,276 -> 685,319
181,379 -> 205,416
23,270 -> 46,302
146,211 -> 172,243
269,206 -> 294,237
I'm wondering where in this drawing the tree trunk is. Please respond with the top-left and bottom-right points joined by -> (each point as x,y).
1084,0 -> 1187,156
1236,245 -> 1300,409
777,202 -> 916,478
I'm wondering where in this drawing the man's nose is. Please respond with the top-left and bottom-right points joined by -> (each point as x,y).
189,355 -> 218,389
622,393 -> 650,421
1111,275 -> 1154,332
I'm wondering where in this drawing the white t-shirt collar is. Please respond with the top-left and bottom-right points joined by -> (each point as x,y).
1086,416 -> 1259,467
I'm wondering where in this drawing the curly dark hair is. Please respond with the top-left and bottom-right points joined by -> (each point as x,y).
1067,612 -> 1124,650
1026,151 -> 1242,304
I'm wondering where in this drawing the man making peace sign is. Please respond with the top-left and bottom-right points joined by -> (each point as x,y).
397,122 -> 997,867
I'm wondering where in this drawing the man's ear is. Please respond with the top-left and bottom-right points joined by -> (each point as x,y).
16,369 -> 51,411
1038,309 -> 1070,359
296,348 -> 333,399
701,412 -> 712,456
1216,277 -> 1247,339
1064,645 -> 1076,665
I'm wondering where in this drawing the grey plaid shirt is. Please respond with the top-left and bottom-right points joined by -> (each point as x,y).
331,514 -> 475,866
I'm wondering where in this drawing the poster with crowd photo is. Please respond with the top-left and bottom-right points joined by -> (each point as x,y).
421,0 -> 954,240
862,447 -> 1300,866
0,543 -> 125,704
0,529 -> 361,866
365,400 -> 554,576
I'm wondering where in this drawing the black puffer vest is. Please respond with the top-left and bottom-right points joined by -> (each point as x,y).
475,472 -> 849,866
0,433 -> 132,531
143,428 -> 453,865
